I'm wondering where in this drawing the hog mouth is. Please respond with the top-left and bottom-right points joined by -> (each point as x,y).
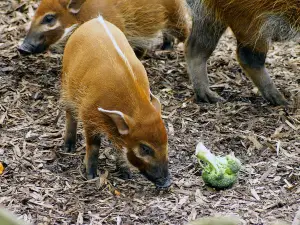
18,42 -> 48,55
141,170 -> 172,189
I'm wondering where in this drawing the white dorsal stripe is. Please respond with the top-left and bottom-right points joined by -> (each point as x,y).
97,15 -> 136,81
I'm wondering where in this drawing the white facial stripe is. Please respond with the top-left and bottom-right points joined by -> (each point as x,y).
45,21 -> 61,31
37,12 -> 58,31
56,24 -> 78,44
38,20 -> 61,33
133,146 -> 152,164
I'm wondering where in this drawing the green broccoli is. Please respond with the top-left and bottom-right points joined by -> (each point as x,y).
195,142 -> 241,190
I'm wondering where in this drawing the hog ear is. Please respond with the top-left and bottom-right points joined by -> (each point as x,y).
150,92 -> 161,112
98,108 -> 130,135
66,0 -> 86,14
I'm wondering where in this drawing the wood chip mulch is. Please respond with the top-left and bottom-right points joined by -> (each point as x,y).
0,0 -> 299,224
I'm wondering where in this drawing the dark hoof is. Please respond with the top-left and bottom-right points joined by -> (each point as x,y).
160,42 -> 174,51
134,48 -> 147,59
195,90 -> 224,104
261,90 -> 289,106
86,174 -> 97,180
116,166 -> 132,180
161,33 -> 175,51
85,158 -> 98,180
86,167 -> 98,180
64,140 -> 76,152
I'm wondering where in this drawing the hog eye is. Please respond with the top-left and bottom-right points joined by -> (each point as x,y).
140,144 -> 154,157
41,14 -> 56,25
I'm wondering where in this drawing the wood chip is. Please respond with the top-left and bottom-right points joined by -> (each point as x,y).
251,188 -> 261,201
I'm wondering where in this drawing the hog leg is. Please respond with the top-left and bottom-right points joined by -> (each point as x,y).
64,110 -> 77,152
84,129 -> 101,180
185,3 -> 227,103
115,151 -> 132,180
236,41 -> 288,105
164,0 -> 190,46
133,47 -> 147,59
161,33 -> 175,50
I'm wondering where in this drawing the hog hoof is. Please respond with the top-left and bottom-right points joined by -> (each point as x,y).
64,140 -> 76,152
86,168 -> 98,180
84,158 -> 98,180
195,89 -> 224,104
134,47 -> 147,59
119,170 -> 132,180
161,34 -> 175,51
161,41 -> 174,51
261,88 -> 288,106
86,173 -> 97,180
116,167 -> 132,180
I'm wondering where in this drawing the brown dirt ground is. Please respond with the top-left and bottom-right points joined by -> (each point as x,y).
0,1 -> 299,224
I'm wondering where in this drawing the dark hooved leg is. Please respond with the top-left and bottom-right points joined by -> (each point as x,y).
185,3 -> 227,103
115,152 -> 132,180
64,110 -> 77,152
236,42 -> 288,105
161,33 -> 175,50
133,47 -> 148,59
164,0 -> 190,45
84,130 -> 101,180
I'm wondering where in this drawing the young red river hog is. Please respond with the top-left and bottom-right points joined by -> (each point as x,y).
185,0 -> 299,105
18,0 -> 189,55
61,16 -> 171,188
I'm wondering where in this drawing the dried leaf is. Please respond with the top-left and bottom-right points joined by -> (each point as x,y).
0,162 -> 5,175
248,136 -> 263,150
250,188 -> 261,201
114,190 -> 121,196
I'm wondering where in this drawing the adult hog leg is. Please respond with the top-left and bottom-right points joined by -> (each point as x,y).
164,0 -> 189,49
115,152 -> 132,180
236,41 -> 288,105
185,4 -> 227,103
64,110 -> 77,152
84,128 -> 101,179
161,33 -> 175,50
133,47 -> 148,59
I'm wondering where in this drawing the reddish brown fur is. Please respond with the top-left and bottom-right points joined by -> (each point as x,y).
61,18 -> 169,186
24,0 -> 189,51
185,0 -> 299,105
202,0 -> 300,50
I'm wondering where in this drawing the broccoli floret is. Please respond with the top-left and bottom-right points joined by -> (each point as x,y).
195,142 -> 241,190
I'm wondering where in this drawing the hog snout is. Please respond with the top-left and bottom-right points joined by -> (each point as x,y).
155,173 -> 171,189
142,162 -> 171,189
18,43 -> 34,55
18,41 -> 47,55
18,33 -> 48,55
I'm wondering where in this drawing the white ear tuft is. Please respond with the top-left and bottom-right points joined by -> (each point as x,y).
98,108 -> 130,135
69,8 -> 81,14
67,0 -> 85,14
150,92 -> 161,112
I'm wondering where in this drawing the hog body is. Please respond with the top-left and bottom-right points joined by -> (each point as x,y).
61,17 -> 170,188
19,0 -> 189,55
185,0 -> 299,105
